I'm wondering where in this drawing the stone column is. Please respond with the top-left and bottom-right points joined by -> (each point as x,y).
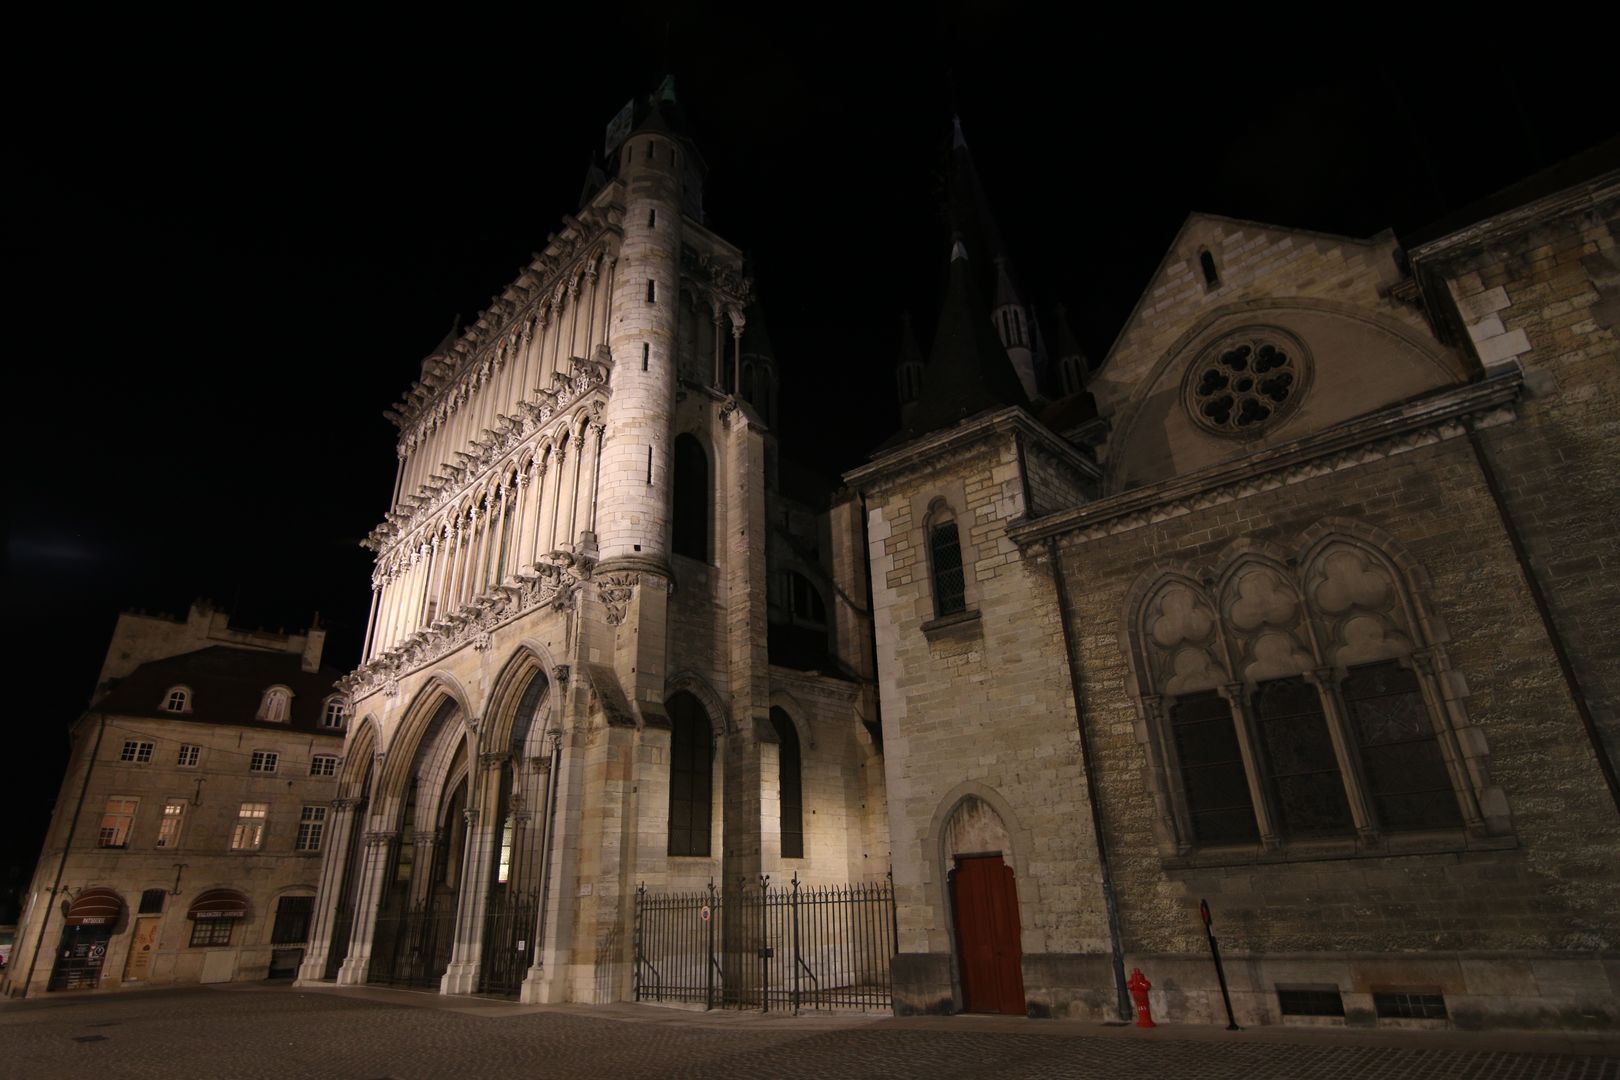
1218,682 -> 1281,849
297,797 -> 357,984
336,829 -> 397,985
443,744 -> 511,995
361,583 -> 381,663
514,465 -> 537,576
1307,666 -> 1379,842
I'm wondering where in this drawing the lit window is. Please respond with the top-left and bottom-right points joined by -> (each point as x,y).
120,740 -> 154,764
177,744 -> 200,767
295,806 -> 326,852
231,802 -> 269,850
249,751 -> 279,774
309,755 -> 337,778
190,920 -> 233,947
156,800 -> 185,849
320,698 -> 346,729
258,687 -> 292,723
98,797 -> 139,848
163,687 -> 190,713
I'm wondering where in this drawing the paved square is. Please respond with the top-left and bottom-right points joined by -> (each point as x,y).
2,986 -> 1616,1079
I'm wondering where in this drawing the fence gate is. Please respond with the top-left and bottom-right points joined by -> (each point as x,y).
634,872 -> 896,1012
368,895 -> 455,989
478,890 -> 539,996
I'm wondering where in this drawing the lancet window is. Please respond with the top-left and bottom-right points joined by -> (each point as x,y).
1130,528 -> 1488,855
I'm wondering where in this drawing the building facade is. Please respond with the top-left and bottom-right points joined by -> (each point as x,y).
296,81 -> 885,1004
4,600 -> 345,996
849,143 -> 1620,1030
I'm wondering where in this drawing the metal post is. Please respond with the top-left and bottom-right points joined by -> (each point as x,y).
633,882 -> 644,1002
1200,899 -> 1241,1031
790,872 -> 801,1014
705,878 -> 716,1011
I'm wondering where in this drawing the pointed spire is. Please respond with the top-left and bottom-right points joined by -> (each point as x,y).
952,114 -> 967,150
992,256 -> 1022,309
886,241 -> 1028,447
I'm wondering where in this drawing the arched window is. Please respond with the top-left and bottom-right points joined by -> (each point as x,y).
771,708 -> 804,859
672,434 -> 709,562
163,686 -> 191,713
258,686 -> 292,724
666,692 -> 713,857
321,697 -> 346,730
927,503 -> 967,618
1131,534 -> 1484,855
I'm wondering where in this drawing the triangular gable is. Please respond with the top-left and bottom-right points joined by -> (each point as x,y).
1090,212 -> 1399,418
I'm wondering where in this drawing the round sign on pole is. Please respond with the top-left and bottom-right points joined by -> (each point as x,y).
699,905 -> 711,922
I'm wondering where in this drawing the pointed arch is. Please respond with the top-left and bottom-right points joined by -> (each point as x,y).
665,669 -> 730,735
377,674 -> 471,800
339,717 -> 378,799
483,643 -> 558,759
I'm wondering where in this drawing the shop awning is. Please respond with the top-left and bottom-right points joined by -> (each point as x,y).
188,889 -> 250,920
64,887 -> 124,927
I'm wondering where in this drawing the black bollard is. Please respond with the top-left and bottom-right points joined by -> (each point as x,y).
1199,899 -> 1241,1031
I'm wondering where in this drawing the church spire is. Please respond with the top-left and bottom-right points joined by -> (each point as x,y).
883,237 -> 1028,448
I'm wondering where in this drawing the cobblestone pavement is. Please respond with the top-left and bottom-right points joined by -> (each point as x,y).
3,985 -> 1617,1080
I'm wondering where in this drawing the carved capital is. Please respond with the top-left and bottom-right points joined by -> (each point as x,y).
480,751 -> 511,769
554,664 -> 570,686
364,830 -> 396,847
330,797 -> 357,812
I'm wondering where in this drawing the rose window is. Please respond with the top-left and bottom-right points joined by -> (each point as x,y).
1184,328 -> 1310,436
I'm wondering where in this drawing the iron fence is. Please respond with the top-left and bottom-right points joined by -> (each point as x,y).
634,872 -> 896,1013
478,890 -> 539,997
368,894 -> 455,989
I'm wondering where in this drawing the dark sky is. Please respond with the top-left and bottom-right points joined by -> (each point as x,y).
7,11 -> 1615,874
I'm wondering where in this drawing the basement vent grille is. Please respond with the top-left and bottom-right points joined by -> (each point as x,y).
1276,987 -> 1345,1017
1374,990 -> 1448,1019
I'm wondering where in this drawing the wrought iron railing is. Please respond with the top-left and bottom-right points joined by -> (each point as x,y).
634,871 -> 896,1013
478,890 -> 539,997
368,894 -> 455,989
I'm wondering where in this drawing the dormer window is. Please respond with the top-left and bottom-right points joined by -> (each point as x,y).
163,686 -> 192,713
321,697 -> 346,730
259,686 -> 293,724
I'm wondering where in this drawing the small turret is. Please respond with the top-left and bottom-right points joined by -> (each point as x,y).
1051,303 -> 1088,398
991,257 -> 1037,399
895,312 -> 925,425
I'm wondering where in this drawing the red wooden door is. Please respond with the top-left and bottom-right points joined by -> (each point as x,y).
950,855 -> 1025,1014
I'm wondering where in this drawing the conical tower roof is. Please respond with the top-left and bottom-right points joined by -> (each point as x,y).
882,240 -> 1028,448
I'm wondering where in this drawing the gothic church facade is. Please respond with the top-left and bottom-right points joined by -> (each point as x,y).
297,82 -> 884,1003
850,138 -> 1620,1029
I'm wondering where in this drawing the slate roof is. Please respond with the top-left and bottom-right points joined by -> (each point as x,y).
95,646 -> 345,734
878,241 -> 1029,450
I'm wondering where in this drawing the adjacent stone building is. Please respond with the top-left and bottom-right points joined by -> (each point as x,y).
3,600 -> 345,995
848,134 -> 1620,1030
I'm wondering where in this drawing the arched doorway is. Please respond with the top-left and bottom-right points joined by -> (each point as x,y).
943,795 -> 1025,1015
477,669 -> 552,996
369,699 -> 466,989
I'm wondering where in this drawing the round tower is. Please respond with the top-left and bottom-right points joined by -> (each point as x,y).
596,104 -> 693,573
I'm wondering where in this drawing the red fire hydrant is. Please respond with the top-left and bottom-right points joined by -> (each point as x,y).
1127,967 -> 1156,1028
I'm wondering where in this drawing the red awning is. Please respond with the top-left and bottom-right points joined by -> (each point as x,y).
65,887 -> 124,927
188,889 -> 250,920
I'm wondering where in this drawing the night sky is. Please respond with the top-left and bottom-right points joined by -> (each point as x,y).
8,12 -> 1615,880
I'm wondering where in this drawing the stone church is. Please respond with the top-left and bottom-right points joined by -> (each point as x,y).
298,80 -> 886,1004
848,130 -> 1620,1028
301,77 -> 1619,1029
